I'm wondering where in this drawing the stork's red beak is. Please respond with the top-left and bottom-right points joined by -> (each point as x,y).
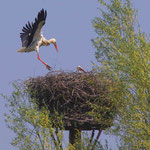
80,68 -> 86,73
54,43 -> 58,52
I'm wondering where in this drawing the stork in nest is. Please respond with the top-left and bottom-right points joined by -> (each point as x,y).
77,66 -> 86,73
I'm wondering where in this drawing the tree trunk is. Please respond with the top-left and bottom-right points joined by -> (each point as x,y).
69,128 -> 81,146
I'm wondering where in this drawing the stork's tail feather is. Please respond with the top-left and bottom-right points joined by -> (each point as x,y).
17,48 -> 26,53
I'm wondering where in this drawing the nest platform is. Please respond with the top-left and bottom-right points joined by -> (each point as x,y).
26,71 -> 117,131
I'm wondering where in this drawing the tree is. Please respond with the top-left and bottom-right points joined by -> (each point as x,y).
3,80 -> 111,150
92,0 -> 150,149
4,82 -> 64,150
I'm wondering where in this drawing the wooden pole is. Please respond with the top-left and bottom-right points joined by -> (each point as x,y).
69,128 -> 81,146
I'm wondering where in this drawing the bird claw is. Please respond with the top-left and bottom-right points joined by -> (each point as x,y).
46,64 -> 51,70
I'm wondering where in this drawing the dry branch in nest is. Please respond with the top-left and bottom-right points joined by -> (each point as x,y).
25,71 -> 117,130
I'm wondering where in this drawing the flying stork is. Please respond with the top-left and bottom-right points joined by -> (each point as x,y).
77,66 -> 86,73
17,9 -> 58,70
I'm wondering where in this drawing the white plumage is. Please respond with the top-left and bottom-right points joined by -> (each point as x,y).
77,66 -> 86,73
18,9 -> 58,70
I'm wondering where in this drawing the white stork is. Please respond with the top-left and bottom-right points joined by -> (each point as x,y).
17,9 -> 58,70
77,66 -> 86,73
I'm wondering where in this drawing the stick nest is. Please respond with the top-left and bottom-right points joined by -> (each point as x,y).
25,71 -> 117,130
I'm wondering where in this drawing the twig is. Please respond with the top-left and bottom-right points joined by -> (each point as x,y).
49,129 -> 59,150
91,129 -> 102,150
55,129 -> 63,150
33,124 -> 45,150
87,130 -> 95,150
90,129 -> 95,143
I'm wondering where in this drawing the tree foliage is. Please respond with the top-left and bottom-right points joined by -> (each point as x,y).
92,0 -> 150,149
4,82 -> 64,150
3,82 -> 110,150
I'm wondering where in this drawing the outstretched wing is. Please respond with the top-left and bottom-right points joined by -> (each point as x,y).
20,9 -> 47,47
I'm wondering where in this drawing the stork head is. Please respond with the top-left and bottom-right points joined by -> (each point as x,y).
77,65 -> 86,73
50,38 -> 58,52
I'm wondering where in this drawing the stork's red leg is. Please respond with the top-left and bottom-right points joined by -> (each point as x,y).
37,51 -> 51,70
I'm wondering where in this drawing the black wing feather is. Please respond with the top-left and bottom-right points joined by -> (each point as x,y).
20,9 -> 47,47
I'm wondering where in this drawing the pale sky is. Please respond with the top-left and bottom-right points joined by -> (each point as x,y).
0,0 -> 150,149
